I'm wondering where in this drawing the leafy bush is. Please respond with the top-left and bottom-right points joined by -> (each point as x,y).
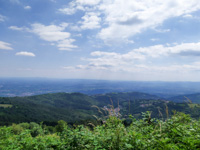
1,112 -> 200,149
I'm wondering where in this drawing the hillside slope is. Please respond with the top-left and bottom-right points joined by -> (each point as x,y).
0,93 -> 98,125
0,92 -> 199,125
169,93 -> 200,103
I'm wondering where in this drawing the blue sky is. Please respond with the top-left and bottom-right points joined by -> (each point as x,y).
1,0 -> 200,81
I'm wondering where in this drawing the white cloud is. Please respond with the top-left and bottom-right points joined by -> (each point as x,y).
24,6 -> 31,10
62,66 -> 75,70
62,62 -> 200,81
97,0 -> 200,42
9,26 -> 27,31
0,14 -> 6,22
57,39 -> 78,51
80,12 -> 101,29
182,14 -> 200,20
151,38 -> 159,42
183,14 -> 193,18
59,0 -> 200,43
59,7 -> 77,15
15,51 -> 35,57
0,41 -> 13,50
58,0 -> 100,15
78,50 -> 146,71
154,29 -> 171,33
76,0 -> 101,5
58,1 -> 84,15
63,61 -> 200,81
65,41 -> 200,76
31,23 -> 70,42
7,23 -> 77,51
134,42 -> 200,58
31,23 -> 77,50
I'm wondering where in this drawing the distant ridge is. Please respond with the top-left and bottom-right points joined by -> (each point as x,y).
169,93 -> 200,103
93,92 -> 161,107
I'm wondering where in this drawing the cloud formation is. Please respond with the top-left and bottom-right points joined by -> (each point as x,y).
24,6 -> 31,10
31,23 -> 77,51
134,42 -> 200,58
9,26 -> 27,31
15,51 -> 35,57
63,41 -> 200,75
80,12 -> 101,29
59,0 -> 200,43
8,23 -> 78,51
0,41 -> 13,50
58,0 -> 101,15
58,1 -> 85,15
0,14 -> 6,22
77,0 -> 101,6
98,0 -> 200,42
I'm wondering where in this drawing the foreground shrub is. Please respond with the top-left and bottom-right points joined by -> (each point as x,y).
0,112 -> 200,149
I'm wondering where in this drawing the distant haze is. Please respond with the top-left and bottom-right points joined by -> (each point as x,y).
1,78 -> 200,98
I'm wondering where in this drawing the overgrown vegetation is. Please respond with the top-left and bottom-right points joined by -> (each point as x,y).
0,112 -> 200,149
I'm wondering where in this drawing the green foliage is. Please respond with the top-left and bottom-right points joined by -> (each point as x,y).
170,93 -> 200,103
0,93 -> 99,126
1,92 -> 200,127
29,122 -> 44,137
55,120 -> 67,133
1,112 -> 200,149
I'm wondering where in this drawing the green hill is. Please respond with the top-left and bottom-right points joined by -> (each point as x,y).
169,93 -> 200,103
0,93 -> 99,125
93,92 -> 160,106
0,92 -> 200,126
93,92 -> 200,119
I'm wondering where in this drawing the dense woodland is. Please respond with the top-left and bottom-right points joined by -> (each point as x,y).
0,92 -> 200,126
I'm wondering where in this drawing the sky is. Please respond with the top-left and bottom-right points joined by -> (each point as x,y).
1,0 -> 200,81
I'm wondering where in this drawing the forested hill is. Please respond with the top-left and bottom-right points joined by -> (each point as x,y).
92,92 -> 160,107
0,92 -> 200,126
169,93 -> 200,103
0,93 -> 99,125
